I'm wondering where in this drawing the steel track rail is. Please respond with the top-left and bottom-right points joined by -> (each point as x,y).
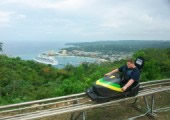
0,79 -> 169,111
0,102 -> 91,120
0,79 -> 169,120
140,79 -> 170,85
0,97 -> 87,115
2,86 -> 170,120
0,93 -> 86,110
0,86 -> 164,120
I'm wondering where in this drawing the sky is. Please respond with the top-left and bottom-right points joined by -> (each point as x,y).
0,0 -> 170,43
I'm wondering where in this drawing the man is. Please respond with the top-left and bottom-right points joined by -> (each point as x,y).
104,59 -> 140,92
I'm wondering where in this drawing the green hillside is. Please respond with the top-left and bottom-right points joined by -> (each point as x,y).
65,40 -> 170,54
0,48 -> 170,105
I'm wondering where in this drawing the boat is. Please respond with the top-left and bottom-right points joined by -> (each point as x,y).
34,55 -> 58,65
43,50 -> 60,56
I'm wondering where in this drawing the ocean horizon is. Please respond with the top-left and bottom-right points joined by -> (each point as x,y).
2,41 -> 97,68
3,41 -> 69,58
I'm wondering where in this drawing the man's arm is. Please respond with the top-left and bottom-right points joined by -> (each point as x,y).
122,79 -> 134,92
104,69 -> 119,76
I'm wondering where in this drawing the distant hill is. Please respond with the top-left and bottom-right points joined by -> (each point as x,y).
65,40 -> 170,54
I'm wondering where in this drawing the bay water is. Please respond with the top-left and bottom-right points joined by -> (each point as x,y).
2,41 -> 96,68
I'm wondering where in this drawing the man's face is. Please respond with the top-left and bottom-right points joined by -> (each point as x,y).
127,62 -> 134,68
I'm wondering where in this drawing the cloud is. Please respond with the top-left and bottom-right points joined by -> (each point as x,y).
16,14 -> 26,19
0,11 -> 26,28
0,0 -> 170,41
99,1 -> 170,35
3,0 -> 88,11
0,11 -> 14,27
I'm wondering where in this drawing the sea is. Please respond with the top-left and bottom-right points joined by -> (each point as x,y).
2,41 -> 97,68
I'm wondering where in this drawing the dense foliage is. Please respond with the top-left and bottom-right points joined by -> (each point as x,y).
133,48 -> 170,81
0,48 -> 170,105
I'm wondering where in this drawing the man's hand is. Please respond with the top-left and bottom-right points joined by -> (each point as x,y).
121,79 -> 135,92
104,69 -> 119,77
104,73 -> 111,77
122,86 -> 128,92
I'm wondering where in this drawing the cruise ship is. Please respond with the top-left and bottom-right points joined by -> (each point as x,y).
34,55 -> 58,66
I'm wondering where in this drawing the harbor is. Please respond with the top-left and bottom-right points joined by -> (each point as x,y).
33,50 -> 104,68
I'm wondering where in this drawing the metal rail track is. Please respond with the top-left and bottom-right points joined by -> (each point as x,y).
0,79 -> 170,120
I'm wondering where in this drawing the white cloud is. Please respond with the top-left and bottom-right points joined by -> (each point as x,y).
0,0 -> 170,41
99,2 -> 170,35
16,14 -> 26,20
0,11 -> 26,28
0,11 -> 14,27
3,0 -> 88,11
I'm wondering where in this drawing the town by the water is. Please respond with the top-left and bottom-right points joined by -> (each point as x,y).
38,40 -> 170,66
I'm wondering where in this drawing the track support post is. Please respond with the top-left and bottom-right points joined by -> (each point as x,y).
71,111 -> 86,120
142,94 -> 157,118
70,99 -> 86,120
128,94 -> 157,120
